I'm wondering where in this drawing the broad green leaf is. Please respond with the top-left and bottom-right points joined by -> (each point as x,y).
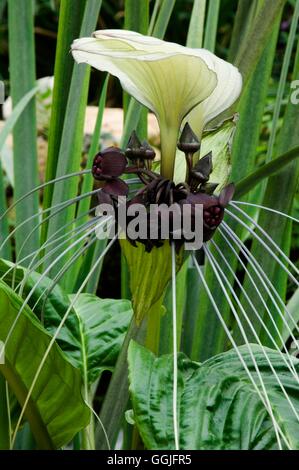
69,294 -> 133,384
0,259 -> 133,385
0,259 -> 79,354
0,280 -> 90,449
128,341 -> 299,450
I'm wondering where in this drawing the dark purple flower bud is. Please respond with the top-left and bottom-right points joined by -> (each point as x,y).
141,140 -> 156,160
200,182 -> 219,195
125,131 -> 144,160
193,152 -> 213,180
177,122 -> 201,153
92,147 -> 127,180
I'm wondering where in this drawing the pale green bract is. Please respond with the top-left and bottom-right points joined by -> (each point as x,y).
71,30 -> 242,180
174,115 -> 238,190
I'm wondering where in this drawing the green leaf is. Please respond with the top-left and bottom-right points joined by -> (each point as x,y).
43,0 -> 102,285
69,294 -> 133,385
186,0 -> 206,49
203,0 -> 220,52
0,259 -> 132,385
228,0 -> 258,63
0,87 -> 38,153
239,35 -> 299,344
128,341 -> 299,450
67,75 -> 109,290
0,280 -> 90,449
8,0 -> 39,262
190,20 -> 281,362
282,287 -> 299,343
42,0 -> 86,219
0,159 -> 10,261
235,146 -> 299,198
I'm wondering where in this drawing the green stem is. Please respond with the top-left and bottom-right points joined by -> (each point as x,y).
95,317 -> 146,449
160,123 -> 180,180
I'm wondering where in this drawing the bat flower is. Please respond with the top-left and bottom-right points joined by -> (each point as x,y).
92,147 -> 129,199
72,30 -> 242,180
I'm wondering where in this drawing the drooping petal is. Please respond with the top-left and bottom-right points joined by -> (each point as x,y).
71,30 -> 218,180
104,178 -> 129,196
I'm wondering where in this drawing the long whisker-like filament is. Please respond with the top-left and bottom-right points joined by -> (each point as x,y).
171,242 -> 179,451
0,170 -> 91,223
225,209 -> 299,287
31,234 -> 98,320
192,255 -> 288,449
34,218 -> 113,318
10,233 -> 118,449
210,238 -> 298,379
18,209 -> 97,275
229,203 -> 299,276
205,245 -> 299,413
221,222 -> 299,342
84,401 -> 111,450
231,201 -> 299,224
17,215 -> 101,296
0,188 -> 100,253
3,218 -> 107,350
0,208 -> 97,286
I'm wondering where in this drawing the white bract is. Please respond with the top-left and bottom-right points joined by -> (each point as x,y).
72,30 -> 242,180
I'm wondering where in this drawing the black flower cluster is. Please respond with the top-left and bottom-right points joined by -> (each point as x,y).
91,124 -> 234,251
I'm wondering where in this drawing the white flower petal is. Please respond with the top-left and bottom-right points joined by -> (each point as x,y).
72,30 -> 218,179
186,49 -> 242,136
